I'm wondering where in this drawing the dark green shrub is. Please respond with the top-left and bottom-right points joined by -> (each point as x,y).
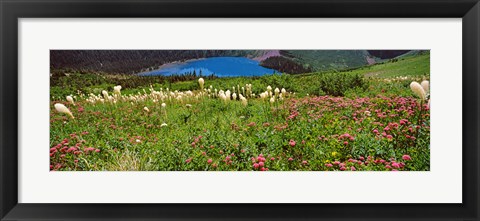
317,73 -> 368,96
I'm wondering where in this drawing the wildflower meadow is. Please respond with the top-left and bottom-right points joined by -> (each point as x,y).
50,51 -> 430,171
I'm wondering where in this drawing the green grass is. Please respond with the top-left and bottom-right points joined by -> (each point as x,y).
347,53 -> 430,78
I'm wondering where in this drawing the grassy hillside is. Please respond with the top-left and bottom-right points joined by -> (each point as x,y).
281,50 -> 373,71
347,52 -> 430,78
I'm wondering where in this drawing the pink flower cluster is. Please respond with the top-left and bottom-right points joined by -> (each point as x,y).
251,154 -> 269,171
50,134 -> 101,171
190,135 -> 203,148
289,139 -> 296,147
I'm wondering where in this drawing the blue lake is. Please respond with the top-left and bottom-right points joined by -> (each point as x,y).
139,57 -> 280,77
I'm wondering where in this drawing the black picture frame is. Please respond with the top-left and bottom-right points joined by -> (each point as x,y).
1,0 -> 479,220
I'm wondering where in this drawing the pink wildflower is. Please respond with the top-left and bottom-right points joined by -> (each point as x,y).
402,155 -> 412,161
289,139 -> 296,147
391,162 -> 401,169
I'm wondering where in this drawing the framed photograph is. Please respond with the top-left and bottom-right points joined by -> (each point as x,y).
1,0 -> 479,220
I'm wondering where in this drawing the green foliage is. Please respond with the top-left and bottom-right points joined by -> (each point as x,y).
283,50 -> 372,72
50,92 -> 430,171
316,72 -> 368,96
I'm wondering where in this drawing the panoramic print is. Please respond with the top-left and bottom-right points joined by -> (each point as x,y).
50,50 -> 430,171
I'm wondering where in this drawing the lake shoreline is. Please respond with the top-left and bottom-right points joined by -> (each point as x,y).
138,56 -> 280,77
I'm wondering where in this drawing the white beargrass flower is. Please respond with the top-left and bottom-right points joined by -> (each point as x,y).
260,92 -> 267,100
410,81 -> 426,100
274,88 -> 280,96
245,84 -> 251,97
232,93 -> 237,100
66,95 -> 75,106
113,85 -> 122,95
225,90 -> 231,100
219,93 -> 227,102
267,85 -> 272,92
54,103 -> 74,119
102,90 -> 109,98
198,78 -> 205,90
281,88 -> 286,94
270,97 -> 275,104
143,107 -> 150,112
161,103 -> 166,108
421,80 -> 429,93
241,97 -> 248,106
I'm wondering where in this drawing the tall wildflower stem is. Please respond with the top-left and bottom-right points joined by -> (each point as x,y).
263,100 -> 270,122
415,99 -> 424,147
